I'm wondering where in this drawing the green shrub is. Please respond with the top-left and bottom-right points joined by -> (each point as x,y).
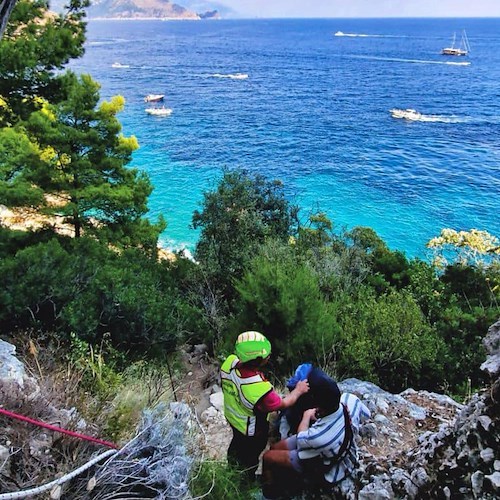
0,236 -> 193,356
189,461 -> 258,499
193,169 -> 298,298
67,333 -> 123,400
336,288 -> 442,391
233,241 -> 340,373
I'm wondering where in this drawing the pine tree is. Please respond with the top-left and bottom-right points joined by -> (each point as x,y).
0,0 -> 89,121
0,1 -> 164,251
25,72 -> 164,248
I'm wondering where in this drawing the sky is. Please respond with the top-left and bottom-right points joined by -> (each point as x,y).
216,0 -> 500,18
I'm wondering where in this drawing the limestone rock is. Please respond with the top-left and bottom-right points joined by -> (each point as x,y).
0,339 -> 31,388
485,471 -> 500,490
209,390 -> 224,413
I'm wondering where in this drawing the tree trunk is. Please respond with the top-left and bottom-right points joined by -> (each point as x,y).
0,0 -> 17,39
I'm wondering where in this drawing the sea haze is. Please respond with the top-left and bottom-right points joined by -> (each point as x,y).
71,18 -> 500,257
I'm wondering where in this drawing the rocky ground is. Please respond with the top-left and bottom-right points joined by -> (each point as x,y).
180,321 -> 500,499
1,319 -> 499,498
178,345 -> 463,465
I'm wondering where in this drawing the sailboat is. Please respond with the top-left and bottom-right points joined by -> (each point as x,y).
441,30 -> 470,56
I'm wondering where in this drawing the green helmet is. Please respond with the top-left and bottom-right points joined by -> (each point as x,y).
235,331 -> 271,363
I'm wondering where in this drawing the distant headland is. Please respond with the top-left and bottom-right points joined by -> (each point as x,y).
50,0 -> 222,20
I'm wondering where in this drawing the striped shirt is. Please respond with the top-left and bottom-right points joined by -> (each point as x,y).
296,392 -> 371,483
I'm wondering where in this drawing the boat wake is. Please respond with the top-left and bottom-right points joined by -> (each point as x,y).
391,109 -> 465,123
209,72 -> 249,80
352,55 -> 471,66
88,38 -> 130,46
407,114 -> 464,123
111,62 -> 130,69
334,31 -> 403,38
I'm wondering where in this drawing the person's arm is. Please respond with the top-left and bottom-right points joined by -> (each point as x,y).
255,379 -> 310,413
277,379 -> 310,410
297,408 -> 317,433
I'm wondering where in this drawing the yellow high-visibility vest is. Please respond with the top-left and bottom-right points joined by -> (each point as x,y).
220,354 -> 273,436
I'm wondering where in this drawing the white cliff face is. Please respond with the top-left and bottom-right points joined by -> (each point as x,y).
86,0 -> 203,19
481,319 -> 500,378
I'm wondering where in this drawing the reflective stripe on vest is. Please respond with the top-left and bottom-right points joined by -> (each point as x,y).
220,354 -> 273,436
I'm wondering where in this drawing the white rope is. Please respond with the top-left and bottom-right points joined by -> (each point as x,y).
0,448 -> 118,499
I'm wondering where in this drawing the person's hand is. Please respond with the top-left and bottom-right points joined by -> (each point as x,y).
304,408 -> 318,423
297,407 -> 319,432
294,379 -> 310,395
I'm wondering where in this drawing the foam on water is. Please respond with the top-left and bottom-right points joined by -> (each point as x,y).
209,73 -> 249,79
392,113 -> 467,123
334,31 -> 403,38
351,55 -> 471,66
412,115 -> 464,123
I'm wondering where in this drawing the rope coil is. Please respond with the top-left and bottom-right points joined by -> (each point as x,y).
0,407 -> 120,498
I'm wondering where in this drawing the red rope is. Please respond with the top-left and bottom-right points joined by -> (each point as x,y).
0,407 -> 119,449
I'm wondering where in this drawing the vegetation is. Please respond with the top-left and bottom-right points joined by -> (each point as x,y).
0,0 -> 89,120
190,460 -> 258,499
192,168 -> 298,297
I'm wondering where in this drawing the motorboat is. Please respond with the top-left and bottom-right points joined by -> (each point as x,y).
390,108 -> 422,121
111,62 -> 130,68
145,107 -> 172,116
144,94 -> 165,103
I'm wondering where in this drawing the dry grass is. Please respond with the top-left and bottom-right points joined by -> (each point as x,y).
0,333 -> 178,494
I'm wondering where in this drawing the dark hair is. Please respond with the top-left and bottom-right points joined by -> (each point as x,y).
308,367 -> 340,414
241,356 -> 267,369
283,366 -> 341,434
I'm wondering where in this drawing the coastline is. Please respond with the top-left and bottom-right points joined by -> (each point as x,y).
88,16 -> 221,21
88,17 -> 202,21
0,202 -> 180,261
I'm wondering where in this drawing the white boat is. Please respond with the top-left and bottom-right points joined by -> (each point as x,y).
112,62 -> 130,68
390,108 -> 422,121
145,107 -> 172,116
441,30 -> 470,56
144,94 -> 165,103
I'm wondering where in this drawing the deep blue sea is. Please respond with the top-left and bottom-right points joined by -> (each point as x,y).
71,18 -> 500,258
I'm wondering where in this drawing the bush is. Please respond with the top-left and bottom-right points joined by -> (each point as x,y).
335,288 -> 443,391
409,262 -> 499,391
189,461 -> 258,499
0,236 -> 193,356
193,169 -> 298,298
233,241 -> 340,373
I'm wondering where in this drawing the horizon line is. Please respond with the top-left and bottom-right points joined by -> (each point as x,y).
88,15 -> 500,21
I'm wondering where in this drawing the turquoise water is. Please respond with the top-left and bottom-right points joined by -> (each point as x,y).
72,18 -> 500,257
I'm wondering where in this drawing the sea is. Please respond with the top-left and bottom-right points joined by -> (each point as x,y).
71,18 -> 500,259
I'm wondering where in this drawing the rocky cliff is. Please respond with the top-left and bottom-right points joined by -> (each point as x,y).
345,319 -> 500,499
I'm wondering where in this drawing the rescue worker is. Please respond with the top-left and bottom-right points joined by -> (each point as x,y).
220,331 -> 309,478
